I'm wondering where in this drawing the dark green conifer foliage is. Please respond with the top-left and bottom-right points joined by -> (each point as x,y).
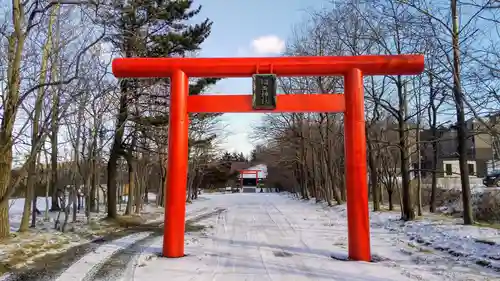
105,0 -> 219,218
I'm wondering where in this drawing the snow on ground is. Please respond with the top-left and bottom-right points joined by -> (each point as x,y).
54,232 -> 154,281
4,192 -> 500,280
0,193 -> 163,270
368,206 -> 500,271
52,199 -> 222,281
121,193 -> 500,281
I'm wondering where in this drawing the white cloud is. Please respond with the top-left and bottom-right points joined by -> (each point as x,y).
249,35 -> 285,55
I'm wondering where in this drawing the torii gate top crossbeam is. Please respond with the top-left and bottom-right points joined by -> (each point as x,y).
112,55 -> 424,78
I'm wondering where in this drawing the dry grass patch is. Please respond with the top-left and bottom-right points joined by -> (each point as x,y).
0,203 -> 166,276
474,221 -> 500,230
101,215 -> 148,228
0,231 -> 78,274
0,214 -> 161,274
185,223 -> 205,232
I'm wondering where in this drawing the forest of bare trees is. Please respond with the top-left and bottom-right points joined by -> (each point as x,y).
0,0 -> 241,239
252,0 -> 500,224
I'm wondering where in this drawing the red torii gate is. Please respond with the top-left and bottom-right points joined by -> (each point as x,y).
112,54 -> 424,262
239,169 -> 260,188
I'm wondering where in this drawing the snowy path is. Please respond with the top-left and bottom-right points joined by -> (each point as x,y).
0,199 -> 218,281
21,193 -> 498,281
125,194 -> 498,281
53,201 -> 217,281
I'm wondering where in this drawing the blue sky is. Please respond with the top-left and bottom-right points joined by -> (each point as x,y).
193,0 -> 326,156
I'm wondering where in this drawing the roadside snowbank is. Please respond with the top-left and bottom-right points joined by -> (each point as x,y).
297,194 -> 500,274
1,194 -> 163,272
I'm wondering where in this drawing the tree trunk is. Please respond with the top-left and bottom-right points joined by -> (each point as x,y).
31,193 -> 39,227
429,74 -> 439,213
157,160 -> 166,207
43,151 -> 50,220
310,145 -> 319,201
368,146 -> 380,211
19,164 -> 35,231
186,160 -> 195,203
0,0 -> 27,237
107,156 -> 119,218
144,184 -> 149,204
89,133 -> 98,213
134,170 -> 142,214
106,79 -> 129,219
451,0 -> 473,225
125,163 -> 134,215
416,89 -> 423,217
398,76 -> 415,221
50,140 -> 60,211
90,166 -> 97,212
49,3 -> 61,212
430,134 -> 439,212
0,148 -> 12,238
388,189 -> 394,211
96,131 -> 103,213
72,188 -> 78,222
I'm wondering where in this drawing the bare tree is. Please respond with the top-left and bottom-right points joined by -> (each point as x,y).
0,1 -> 104,237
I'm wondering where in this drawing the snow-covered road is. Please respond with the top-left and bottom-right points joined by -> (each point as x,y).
125,193 -> 499,281
17,193 -> 496,281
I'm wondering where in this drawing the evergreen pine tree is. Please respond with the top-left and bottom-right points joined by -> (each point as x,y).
250,149 -> 257,162
104,0 -> 218,218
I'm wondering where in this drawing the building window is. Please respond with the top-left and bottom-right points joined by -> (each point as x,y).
445,164 -> 453,176
468,163 -> 475,176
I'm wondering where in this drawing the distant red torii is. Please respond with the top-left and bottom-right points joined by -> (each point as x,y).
238,169 -> 260,188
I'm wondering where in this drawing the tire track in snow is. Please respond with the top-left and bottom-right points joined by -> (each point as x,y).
121,207 -> 227,281
205,202 -> 276,280
2,228 -> 158,281
196,205 -> 230,280
88,208 -> 226,281
2,205 -> 215,281
60,232 -> 154,281
261,200 -> 315,279
255,205 -> 279,281
85,232 -> 158,281
206,205 -> 244,280
207,206 -> 227,281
